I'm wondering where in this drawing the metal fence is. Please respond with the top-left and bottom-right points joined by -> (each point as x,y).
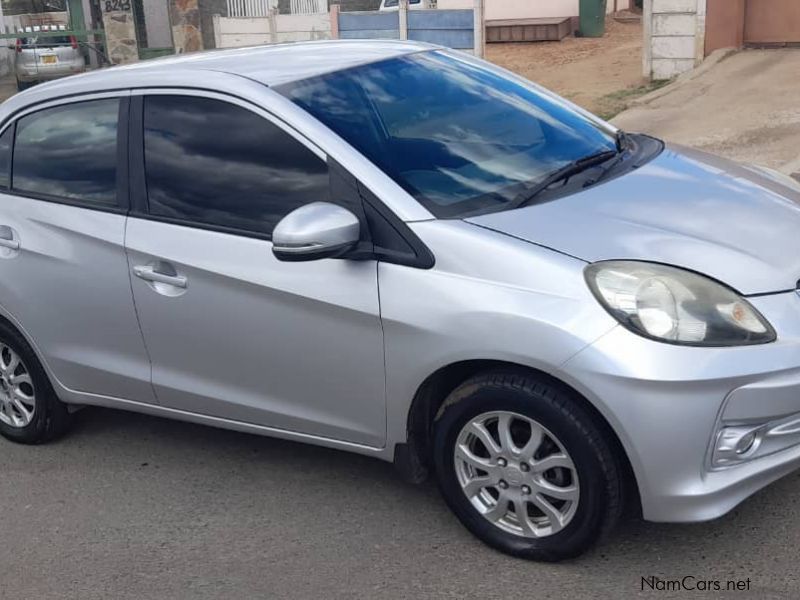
226,0 -> 273,18
290,0 -> 327,14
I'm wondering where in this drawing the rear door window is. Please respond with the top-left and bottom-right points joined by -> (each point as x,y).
12,98 -> 120,207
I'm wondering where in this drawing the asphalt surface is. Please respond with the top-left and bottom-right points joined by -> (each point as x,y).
1,407 -> 799,599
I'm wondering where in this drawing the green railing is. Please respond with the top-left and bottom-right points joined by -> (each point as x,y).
0,29 -> 106,40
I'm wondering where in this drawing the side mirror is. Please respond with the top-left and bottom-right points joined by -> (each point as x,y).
272,202 -> 360,262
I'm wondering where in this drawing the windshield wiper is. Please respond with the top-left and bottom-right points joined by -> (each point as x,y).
509,149 -> 619,210
582,131 -> 634,187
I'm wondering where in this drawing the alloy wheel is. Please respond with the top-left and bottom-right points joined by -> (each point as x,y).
0,343 -> 36,428
454,410 -> 579,538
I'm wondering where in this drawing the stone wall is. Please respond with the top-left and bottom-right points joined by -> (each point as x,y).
171,0 -> 204,52
102,8 -> 139,64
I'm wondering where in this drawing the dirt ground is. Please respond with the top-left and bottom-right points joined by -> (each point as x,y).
487,17 -> 649,117
613,48 -> 800,174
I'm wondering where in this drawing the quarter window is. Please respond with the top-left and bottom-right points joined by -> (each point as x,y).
0,125 -> 12,189
143,95 -> 329,237
12,99 -> 120,206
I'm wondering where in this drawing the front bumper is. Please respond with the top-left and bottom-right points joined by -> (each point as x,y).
562,290 -> 800,522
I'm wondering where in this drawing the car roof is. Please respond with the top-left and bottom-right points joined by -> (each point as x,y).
34,39 -> 432,91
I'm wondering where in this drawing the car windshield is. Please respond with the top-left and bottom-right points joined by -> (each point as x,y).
277,51 -> 616,218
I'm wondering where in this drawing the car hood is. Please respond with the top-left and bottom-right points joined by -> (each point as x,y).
466,145 -> 800,296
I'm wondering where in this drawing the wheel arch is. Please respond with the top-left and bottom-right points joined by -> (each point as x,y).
0,303 -> 62,393
395,359 -> 641,515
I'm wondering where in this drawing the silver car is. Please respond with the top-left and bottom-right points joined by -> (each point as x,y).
1,41 -> 800,562
13,27 -> 86,90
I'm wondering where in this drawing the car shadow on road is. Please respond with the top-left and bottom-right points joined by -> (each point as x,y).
66,406 -> 800,572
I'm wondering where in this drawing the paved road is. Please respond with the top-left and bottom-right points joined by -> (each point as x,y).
1,407 -> 798,599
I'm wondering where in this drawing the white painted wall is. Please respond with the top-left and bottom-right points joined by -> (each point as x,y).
438,0 -> 628,20
643,0 -> 705,79
213,13 -> 331,47
274,13 -> 331,41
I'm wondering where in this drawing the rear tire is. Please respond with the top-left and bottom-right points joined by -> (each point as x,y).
15,79 -> 29,91
433,371 -> 623,562
0,321 -> 71,444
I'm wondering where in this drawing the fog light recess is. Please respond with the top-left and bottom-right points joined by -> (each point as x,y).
713,425 -> 764,467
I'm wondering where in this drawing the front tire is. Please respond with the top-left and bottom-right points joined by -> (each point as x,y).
433,371 -> 623,562
0,321 -> 71,444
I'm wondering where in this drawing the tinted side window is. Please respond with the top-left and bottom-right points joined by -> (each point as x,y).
0,125 -> 12,189
143,95 -> 329,237
13,99 -> 119,206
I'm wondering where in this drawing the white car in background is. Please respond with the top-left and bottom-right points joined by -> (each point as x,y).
13,25 -> 85,91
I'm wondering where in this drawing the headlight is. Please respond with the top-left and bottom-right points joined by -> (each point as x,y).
585,261 -> 776,346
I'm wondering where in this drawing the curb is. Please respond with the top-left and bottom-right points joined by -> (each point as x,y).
631,47 -> 740,107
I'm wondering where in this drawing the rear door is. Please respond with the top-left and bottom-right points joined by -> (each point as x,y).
0,94 -> 155,404
124,91 -> 386,446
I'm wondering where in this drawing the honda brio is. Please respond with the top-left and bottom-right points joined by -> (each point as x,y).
1,40 -> 800,562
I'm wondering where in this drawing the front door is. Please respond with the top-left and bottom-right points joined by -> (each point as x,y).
125,92 -> 386,447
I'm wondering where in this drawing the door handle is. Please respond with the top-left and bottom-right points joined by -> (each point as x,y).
133,265 -> 187,288
0,237 -> 19,250
0,226 -> 19,250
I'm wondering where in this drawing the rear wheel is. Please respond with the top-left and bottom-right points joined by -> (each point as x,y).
15,79 -> 29,91
433,371 -> 623,561
0,322 -> 71,444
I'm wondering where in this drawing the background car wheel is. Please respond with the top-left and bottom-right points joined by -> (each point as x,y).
15,79 -> 29,91
433,371 -> 623,562
0,321 -> 71,444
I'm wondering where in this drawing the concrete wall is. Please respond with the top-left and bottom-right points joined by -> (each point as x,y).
214,7 -> 479,52
643,0 -> 705,80
143,0 -> 174,47
199,0 -> 228,48
338,10 -> 399,39
437,0 -> 628,20
408,9 -> 474,48
213,12 -> 332,46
